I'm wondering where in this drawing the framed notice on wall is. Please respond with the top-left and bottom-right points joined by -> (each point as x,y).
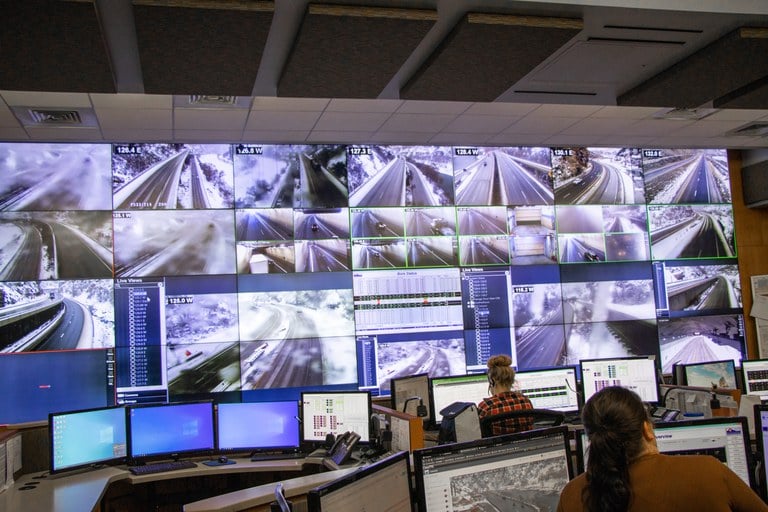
750,275 -> 768,358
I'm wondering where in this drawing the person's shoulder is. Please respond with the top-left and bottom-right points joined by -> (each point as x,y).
643,453 -> 724,470
557,473 -> 587,511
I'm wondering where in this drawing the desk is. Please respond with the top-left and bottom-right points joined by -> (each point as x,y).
0,458 -> 313,512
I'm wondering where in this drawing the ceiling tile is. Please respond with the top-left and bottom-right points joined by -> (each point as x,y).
245,110 -> 322,131
379,113 -> 455,132
174,130 -> 244,141
242,130 -> 310,143
175,109 -> 249,130
306,131 -> 376,143
0,126 -> 28,140
429,132 -> 494,144
620,119 -> 694,136
90,93 -> 172,109
102,129 -> 173,141
96,108 -> 173,130
368,131 -> 435,143
486,133 -> 549,146
502,116 -> 582,134
396,100 -> 471,115
25,127 -> 103,140
705,109 -> 768,122
668,120 -> 749,137
590,106 -> 659,119
464,102 -> 539,116
314,112 -> 390,132
560,117 -> 638,135
527,104 -> 604,117
251,97 -> 330,112
326,98 -> 403,113
0,106 -> 20,128
0,91 -> 92,108
442,115 -> 519,134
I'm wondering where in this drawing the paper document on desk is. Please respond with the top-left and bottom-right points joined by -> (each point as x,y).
0,441 -> 7,492
751,275 -> 768,357
389,416 -> 411,453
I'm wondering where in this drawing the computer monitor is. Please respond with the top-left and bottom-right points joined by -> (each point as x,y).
216,401 -> 301,454
390,373 -> 431,423
306,451 -> 412,511
413,426 -> 573,512
576,416 -> 755,488
127,401 -> 215,462
753,405 -> 768,499
742,359 -> 768,399
300,391 -> 372,443
514,366 -> 580,414
49,406 -> 127,474
579,356 -> 660,404
430,373 -> 488,425
683,359 -> 738,389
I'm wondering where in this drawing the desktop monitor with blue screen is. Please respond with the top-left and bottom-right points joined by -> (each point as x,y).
682,359 -> 738,389
580,356 -> 660,404
217,401 -> 300,454
429,374 -> 488,425
306,451 -> 412,511
754,404 -> 768,499
300,391 -> 372,443
577,416 -> 754,488
414,426 -> 573,512
390,373 -> 431,423
742,358 -> 768,399
514,366 -> 580,414
49,406 -> 127,474
127,401 -> 215,461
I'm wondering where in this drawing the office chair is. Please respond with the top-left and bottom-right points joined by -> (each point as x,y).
479,408 -> 565,438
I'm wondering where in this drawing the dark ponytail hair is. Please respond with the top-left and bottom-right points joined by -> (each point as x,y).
582,387 -> 649,512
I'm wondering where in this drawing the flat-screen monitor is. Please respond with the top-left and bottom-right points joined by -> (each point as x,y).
577,416 -> 754,488
742,359 -> 768,399
753,405 -> 768,499
0,349 -> 117,425
127,401 -> 215,461
306,451 -> 412,511
300,391 -> 372,443
430,374 -> 488,425
217,401 -> 301,454
390,373 -> 431,423
514,366 -> 580,414
414,425 -> 573,512
683,359 -> 738,389
49,406 -> 127,474
580,356 -> 660,404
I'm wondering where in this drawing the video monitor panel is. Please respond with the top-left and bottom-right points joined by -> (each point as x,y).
430,374 -> 488,425
643,149 -> 731,205
414,426 -> 573,512
514,366 -> 580,413
452,146 -> 554,206
754,405 -> 768,498
579,356 -> 660,404
216,401 -> 301,453
348,145 -> 454,208
300,391 -> 372,443
509,205 -> 557,265
0,211 -> 114,280
648,204 -> 736,261
742,359 -> 768,400
112,143 -> 234,210
127,401 -> 215,461
0,279 -> 115,352
553,147 -> 645,206
653,260 -> 742,318
657,313 -> 745,374
49,406 -> 127,474
307,451 -> 412,512
0,142 -> 113,211
235,208 -> 294,242
682,359 -> 738,389
0,348 -> 117,425
294,208 -> 350,240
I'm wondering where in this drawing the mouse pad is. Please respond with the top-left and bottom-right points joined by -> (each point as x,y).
202,459 -> 237,466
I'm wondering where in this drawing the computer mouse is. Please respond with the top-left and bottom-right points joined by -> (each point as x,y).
218,455 -> 228,464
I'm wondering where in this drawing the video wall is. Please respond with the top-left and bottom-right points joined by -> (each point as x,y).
0,142 -> 744,421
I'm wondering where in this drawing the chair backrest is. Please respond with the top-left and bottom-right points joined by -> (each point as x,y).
479,408 -> 565,438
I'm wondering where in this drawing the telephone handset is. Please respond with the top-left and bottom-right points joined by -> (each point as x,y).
327,431 -> 361,466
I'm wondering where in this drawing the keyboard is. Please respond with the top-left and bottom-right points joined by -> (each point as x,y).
250,452 -> 306,462
128,460 -> 198,475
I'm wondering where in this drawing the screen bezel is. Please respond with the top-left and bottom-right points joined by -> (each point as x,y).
215,400 -> 301,454
48,405 -> 128,475
753,404 -> 768,499
306,450 -> 412,511
127,400 -> 216,463
429,373 -> 489,426
413,425 -> 573,512
514,365 -> 581,414
682,358 -> 738,389
579,356 -> 661,405
300,391 -> 373,444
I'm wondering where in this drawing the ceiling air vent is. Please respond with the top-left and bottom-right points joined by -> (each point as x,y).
727,122 -> 768,137
652,107 -> 718,121
174,95 -> 252,109
188,95 -> 238,105
28,109 -> 82,125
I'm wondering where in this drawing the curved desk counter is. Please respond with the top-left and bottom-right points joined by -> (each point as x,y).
0,457 -> 322,512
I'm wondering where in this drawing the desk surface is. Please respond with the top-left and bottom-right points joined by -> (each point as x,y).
0,457 -> 311,512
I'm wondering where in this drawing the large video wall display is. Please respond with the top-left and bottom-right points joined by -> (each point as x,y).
0,142 -> 745,422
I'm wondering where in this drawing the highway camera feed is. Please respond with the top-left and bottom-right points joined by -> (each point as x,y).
375,337 -> 466,392
448,455 -> 569,511
658,314 -> 744,373
553,147 -> 645,205
643,149 -> 731,204
112,143 -> 234,210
